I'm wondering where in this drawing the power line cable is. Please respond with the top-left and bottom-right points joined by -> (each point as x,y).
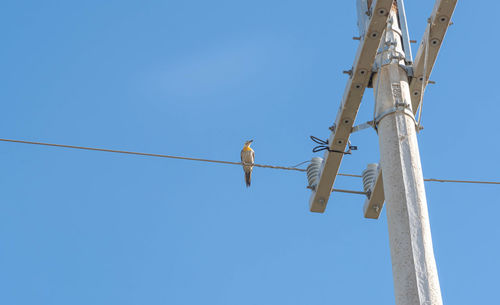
0,137 -> 498,185
0,138 -> 304,171
424,178 -> 500,185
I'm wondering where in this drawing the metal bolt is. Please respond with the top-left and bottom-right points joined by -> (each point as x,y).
377,9 -> 387,16
343,69 -> 353,77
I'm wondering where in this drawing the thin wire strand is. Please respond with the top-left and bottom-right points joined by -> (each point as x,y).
0,137 -> 498,185
290,160 -> 310,168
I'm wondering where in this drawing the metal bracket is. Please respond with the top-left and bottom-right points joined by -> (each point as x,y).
401,64 -> 413,77
352,121 -> 375,133
374,105 -> 418,130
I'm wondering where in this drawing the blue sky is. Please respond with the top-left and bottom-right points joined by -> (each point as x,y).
1,1 -> 499,304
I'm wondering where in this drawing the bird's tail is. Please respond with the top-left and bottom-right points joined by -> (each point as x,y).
245,168 -> 252,187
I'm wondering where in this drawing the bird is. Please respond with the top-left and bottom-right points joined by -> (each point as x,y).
240,140 -> 255,187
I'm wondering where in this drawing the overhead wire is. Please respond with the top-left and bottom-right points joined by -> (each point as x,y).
0,138 -> 304,172
424,178 -> 500,185
0,137 -> 498,185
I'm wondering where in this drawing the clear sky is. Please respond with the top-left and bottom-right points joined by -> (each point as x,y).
1,1 -> 499,304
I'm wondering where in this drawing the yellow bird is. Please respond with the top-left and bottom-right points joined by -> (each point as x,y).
240,140 -> 255,187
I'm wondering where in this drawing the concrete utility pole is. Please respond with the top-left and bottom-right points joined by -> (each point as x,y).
372,4 -> 442,305
306,0 -> 456,303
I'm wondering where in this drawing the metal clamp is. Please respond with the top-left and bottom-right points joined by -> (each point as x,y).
374,105 -> 419,130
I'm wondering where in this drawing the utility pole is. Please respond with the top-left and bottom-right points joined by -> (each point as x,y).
305,0 -> 457,304
372,4 -> 442,305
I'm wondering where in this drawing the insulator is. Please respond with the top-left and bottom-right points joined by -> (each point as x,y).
306,157 -> 324,190
362,163 -> 379,195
